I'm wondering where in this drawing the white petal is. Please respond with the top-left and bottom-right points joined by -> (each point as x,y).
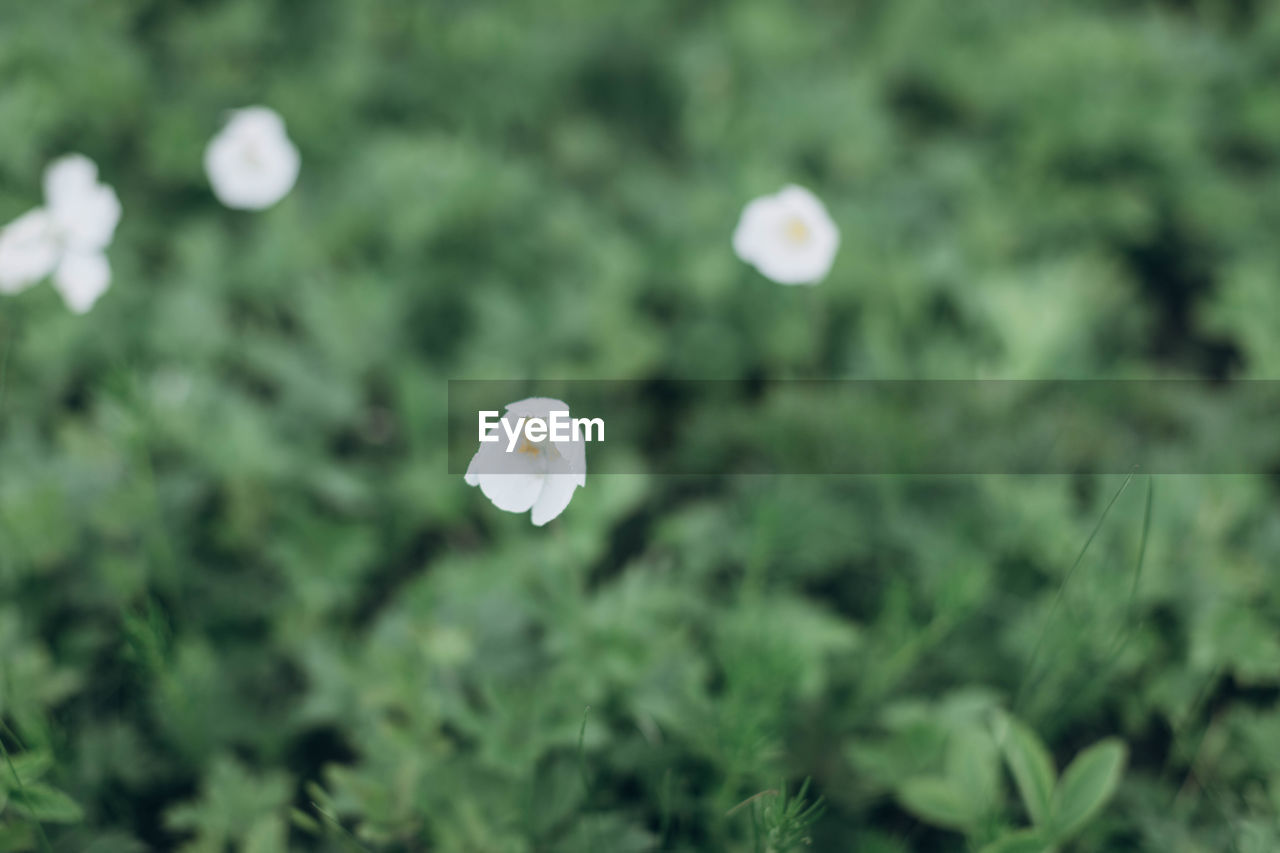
530,472 -> 579,526
43,154 -> 99,210
205,106 -> 301,210
53,252 -> 111,313
49,182 -> 122,252
554,420 -> 588,488
478,473 -> 544,514
226,106 -> 288,138
776,185 -> 828,223
731,196 -> 778,264
465,440 -> 506,484
560,437 -> 587,487
465,440 -> 546,513
0,208 -> 59,293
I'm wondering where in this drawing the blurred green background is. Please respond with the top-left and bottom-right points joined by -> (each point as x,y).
4,0 -> 1280,850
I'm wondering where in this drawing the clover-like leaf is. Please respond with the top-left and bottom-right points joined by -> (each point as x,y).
898,776 -> 980,831
945,726 -> 1002,819
1050,738 -> 1126,839
995,715 -> 1056,827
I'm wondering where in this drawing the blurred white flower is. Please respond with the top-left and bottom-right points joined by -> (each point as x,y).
465,397 -> 587,526
204,107 -> 301,210
0,154 -> 122,313
732,184 -> 839,285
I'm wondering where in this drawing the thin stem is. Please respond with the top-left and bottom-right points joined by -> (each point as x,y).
1013,471 -> 1136,716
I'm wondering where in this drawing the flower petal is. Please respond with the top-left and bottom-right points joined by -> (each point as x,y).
466,440 -> 546,514
226,106 -> 289,138
51,184 -> 122,253
530,473 -> 579,526
0,209 -> 59,293
731,196 -> 778,264
53,252 -> 111,314
477,473 -> 544,514
43,154 -> 99,210
465,440 -> 506,483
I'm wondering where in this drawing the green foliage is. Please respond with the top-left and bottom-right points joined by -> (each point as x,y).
3,0 -> 1280,851
894,709 -> 1127,851
163,757 -> 292,853
732,778 -> 826,853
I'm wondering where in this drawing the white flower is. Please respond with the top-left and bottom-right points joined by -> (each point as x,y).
732,184 -> 839,285
0,154 -> 122,313
204,107 -> 301,210
464,397 -> 587,527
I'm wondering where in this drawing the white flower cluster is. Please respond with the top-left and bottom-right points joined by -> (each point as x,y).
3,102 -> 844,526
0,106 -> 300,314
467,190 -> 843,526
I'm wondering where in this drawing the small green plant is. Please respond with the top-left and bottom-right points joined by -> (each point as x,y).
986,712 -> 1127,852
731,778 -> 826,853
893,711 -> 1127,852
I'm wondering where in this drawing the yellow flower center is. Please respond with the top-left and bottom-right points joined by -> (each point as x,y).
517,437 -> 542,456
784,217 -> 811,245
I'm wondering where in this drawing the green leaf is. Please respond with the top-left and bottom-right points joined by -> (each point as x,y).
897,777 -> 980,831
1050,739 -> 1127,840
995,716 -> 1056,827
1,751 -> 53,789
945,726 -> 1002,818
978,828 -> 1054,853
10,782 -> 85,823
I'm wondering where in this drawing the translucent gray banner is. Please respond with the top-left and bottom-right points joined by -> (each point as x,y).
448,380 -> 1280,475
